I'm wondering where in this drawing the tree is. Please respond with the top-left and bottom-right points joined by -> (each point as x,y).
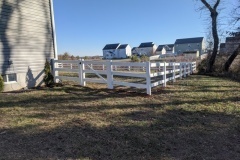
76,55 -> 80,60
62,52 -> 70,60
199,0 -> 221,73
223,0 -> 240,71
224,43 -> 240,71
71,55 -> 75,60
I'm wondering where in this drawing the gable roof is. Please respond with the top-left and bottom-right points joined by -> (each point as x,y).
118,44 -> 129,49
156,45 -> 165,51
175,37 -> 204,44
139,42 -> 155,48
103,43 -> 120,50
156,44 -> 174,51
226,36 -> 240,42
131,47 -> 138,51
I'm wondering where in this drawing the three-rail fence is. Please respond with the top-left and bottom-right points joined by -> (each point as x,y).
52,59 -> 196,95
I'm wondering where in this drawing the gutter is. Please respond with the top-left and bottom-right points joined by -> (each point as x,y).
50,0 -> 58,59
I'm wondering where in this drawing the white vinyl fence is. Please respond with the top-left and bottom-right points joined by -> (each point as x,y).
52,59 -> 196,95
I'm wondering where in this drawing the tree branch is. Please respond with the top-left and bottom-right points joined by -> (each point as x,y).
213,0 -> 221,10
200,0 -> 213,12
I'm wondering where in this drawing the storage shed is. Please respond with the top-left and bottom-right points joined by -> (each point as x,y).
0,0 -> 57,91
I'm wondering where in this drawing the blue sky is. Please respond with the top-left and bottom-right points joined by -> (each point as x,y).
53,0 -> 231,57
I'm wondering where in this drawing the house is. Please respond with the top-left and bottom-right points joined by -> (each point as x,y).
156,44 -> 174,55
174,37 -> 205,55
224,36 -> 240,54
156,45 -> 166,55
117,44 -> 132,58
0,0 -> 57,91
102,43 -> 120,59
131,47 -> 138,56
219,43 -> 226,54
183,51 -> 200,59
137,42 -> 157,56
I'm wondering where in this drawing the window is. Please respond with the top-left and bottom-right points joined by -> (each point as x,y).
2,73 -> 17,83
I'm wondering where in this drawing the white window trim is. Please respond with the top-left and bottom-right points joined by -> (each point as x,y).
3,73 -> 17,84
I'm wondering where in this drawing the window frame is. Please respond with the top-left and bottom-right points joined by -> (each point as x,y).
2,73 -> 17,84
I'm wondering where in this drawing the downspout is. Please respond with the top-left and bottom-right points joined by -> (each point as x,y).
50,0 -> 58,59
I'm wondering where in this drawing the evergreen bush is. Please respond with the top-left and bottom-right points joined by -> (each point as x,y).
43,59 -> 54,87
0,75 -> 4,92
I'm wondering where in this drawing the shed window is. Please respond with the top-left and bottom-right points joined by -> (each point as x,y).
2,73 -> 17,83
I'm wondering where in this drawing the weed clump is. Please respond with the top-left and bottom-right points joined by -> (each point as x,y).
131,55 -> 140,62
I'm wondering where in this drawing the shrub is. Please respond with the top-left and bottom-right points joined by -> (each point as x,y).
131,55 -> 140,62
0,75 -> 4,92
140,55 -> 149,62
197,58 -> 208,74
43,59 -> 54,87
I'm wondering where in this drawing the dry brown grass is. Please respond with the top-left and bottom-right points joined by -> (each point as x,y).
0,75 -> 239,160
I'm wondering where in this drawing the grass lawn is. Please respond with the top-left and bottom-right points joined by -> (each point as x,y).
0,75 -> 239,160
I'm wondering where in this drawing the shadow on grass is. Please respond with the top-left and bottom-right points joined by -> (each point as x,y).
0,109 -> 239,160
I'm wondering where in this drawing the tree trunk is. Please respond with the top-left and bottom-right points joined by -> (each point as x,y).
200,0 -> 220,73
206,11 -> 219,73
224,44 -> 240,71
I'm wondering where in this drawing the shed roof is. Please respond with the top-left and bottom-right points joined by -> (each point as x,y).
175,37 -> 204,44
139,42 -> 155,48
103,43 -> 120,50
118,44 -> 129,49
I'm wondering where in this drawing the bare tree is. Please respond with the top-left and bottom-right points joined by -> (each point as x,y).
199,0 -> 221,73
223,0 -> 240,71
224,44 -> 240,71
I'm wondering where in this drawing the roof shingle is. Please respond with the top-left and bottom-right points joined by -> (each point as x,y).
103,43 -> 120,50
175,37 -> 204,44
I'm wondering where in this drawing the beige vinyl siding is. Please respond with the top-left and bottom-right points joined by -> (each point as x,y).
0,0 -> 56,91
0,0 -> 55,74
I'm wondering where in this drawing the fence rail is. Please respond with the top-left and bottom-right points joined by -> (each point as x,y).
52,59 -> 196,95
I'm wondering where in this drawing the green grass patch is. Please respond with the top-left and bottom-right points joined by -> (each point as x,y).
0,75 -> 239,159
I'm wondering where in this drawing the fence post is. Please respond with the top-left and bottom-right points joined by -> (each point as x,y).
79,59 -> 86,86
188,63 -> 191,75
107,60 -> 113,89
173,62 -> 176,82
190,62 -> 193,74
163,62 -> 167,87
180,63 -> 182,79
102,64 -> 105,71
184,63 -> 187,78
128,66 -> 131,71
146,61 -> 151,95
